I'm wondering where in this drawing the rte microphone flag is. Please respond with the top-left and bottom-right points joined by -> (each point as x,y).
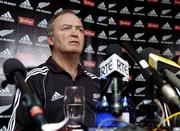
99,53 -> 129,79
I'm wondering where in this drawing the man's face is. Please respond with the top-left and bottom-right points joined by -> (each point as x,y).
48,13 -> 85,55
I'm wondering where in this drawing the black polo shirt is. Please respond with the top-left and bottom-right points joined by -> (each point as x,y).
13,57 -> 100,130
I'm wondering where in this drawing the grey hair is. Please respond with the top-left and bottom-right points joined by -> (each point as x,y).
46,9 -> 77,37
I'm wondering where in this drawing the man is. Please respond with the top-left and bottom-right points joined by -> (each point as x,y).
8,9 -> 100,131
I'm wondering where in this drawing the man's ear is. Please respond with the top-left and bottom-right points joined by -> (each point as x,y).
48,36 -> 54,46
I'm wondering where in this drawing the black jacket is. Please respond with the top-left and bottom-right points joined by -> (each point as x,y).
8,57 -> 100,131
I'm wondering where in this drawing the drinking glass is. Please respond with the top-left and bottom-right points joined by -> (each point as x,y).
64,86 -> 85,129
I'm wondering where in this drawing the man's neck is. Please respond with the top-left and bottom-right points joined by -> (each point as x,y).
52,53 -> 79,80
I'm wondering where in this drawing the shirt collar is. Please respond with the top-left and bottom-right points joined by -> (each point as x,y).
46,56 -> 85,76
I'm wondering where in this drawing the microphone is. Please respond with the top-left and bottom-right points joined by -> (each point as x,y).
172,55 -> 180,66
122,42 -> 180,110
140,47 -> 180,88
3,58 -> 47,129
140,47 -> 180,73
99,44 -> 129,116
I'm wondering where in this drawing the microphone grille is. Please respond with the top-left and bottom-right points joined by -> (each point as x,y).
105,44 -> 123,58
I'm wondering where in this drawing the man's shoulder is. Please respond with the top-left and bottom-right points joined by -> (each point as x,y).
25,63 -> 49,80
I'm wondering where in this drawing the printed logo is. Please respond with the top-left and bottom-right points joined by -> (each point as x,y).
83,0 -> 95,7
0,1 -> 16,6
19,0 -> 33,10
98,31 -> 107,39
54,8 -> 63,15
148,35 -> 159,43
175,12 -> 180,19
0,11 -> 14,22
119,20 -> 131,27
84,14 -> 94,24
85,29 -> 95,37
51,92 -> 64,101
84,45 -> 95,54
0,29 -> 15,43
69,0 -> 81,4
119,6 -> 131,14
97,45 -> 107,55
36,2 -> 51,14
134,20 -> 145,28
133,33 -> 146,42
0,48 -> 12,58
147,22 -> 159,29
109,30 -> 117,40
37,19 -> 48,28
83,60 -> 96,68
161,0 -> 171,4
109,17 -> 116,25
162,48 -> 173,56
93,93 -> 100,102
120,33 -> 131,41
0,88 -> 13,96
19,34 -> 33,45
97,16 -> 108,26
162,22 -> 172,30
136,116 -> 147,123
133,6 -> 145,16
36,36 -> 48,47
108,3 -> 117,13
97,2 -> 107,10
160,9 -> 172,18
175,38 -> 180,45
147,9 -> 158,17
18,16 -> 35,26
161,34 -> 173,44
135,74 -> 146,82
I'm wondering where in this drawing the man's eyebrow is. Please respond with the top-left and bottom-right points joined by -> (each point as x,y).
61,24 -> 84,28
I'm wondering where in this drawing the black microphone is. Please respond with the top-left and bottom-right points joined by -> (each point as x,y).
140,47 -> 180,90
99,44 -> 129,116
122,42 -> 180,111
3,58 -> 47,128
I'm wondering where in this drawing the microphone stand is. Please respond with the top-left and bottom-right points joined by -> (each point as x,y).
13,72 -> 47,130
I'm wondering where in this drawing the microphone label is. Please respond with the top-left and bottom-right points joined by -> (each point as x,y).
100,54 -> 129,78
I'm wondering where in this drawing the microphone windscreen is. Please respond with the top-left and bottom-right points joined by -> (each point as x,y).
105,44 -> 123,59
3,58 -> 27,84
140,47 -> 160,61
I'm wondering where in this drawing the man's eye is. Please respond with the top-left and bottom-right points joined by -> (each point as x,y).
62,27 -> 71,30
78,28 -> 84,33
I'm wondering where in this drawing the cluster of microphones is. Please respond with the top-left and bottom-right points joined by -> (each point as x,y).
2,42 -> 180,130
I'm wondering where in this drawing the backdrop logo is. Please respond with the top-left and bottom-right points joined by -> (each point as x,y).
37,19 -> 48,28
147,22 -> 159,29
19,34 -> 33,45
162,22 -> 172,30
97,16 -> 107,26
120,33 -> 131,41
147,9 -> 158,17
108,3 -> 117,13
84,14 -> 94,23
98,31 -> 107,39
0,1 -> 16,6
83,0 -> 95,7
85,29 -> 95,37
0,11 -> 14,22
133,32 -> 146,42
97,2 -> 107,10
175,25 -> 180,31
148,35 -> 159,43
97,45 -> 107,55
119,20 -> 131,27
120,6 -> 130,14
0,48 -> 12,58
69,0 -> 81,4
36,36 -> 48,47
161,34 -> 173,44
18,16 -> 35,26
160,9 -> 172,18
109,17 -> 116,25
133,6 -> 145,16
36,2 -> 51,14
19,0 -> 33,10
84,45 -> 95,54
134,20 -> 145,28
0,29 -> 15,43
83,60 -> 96,68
